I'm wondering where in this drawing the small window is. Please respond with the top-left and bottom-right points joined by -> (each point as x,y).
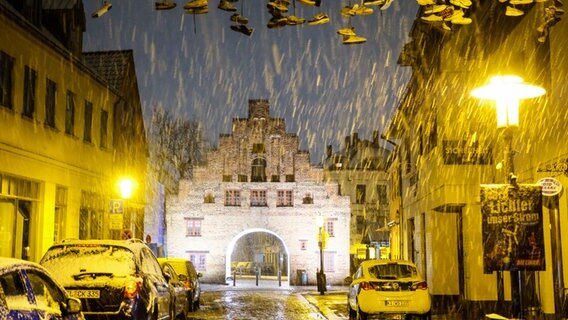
300,240 -> 307,250
100,110 -> 108,148
188,252 -> 207,271
250,190 -> 267,207
0,51 -> 14,109
238,175 -> 248,182
225,189 -> 241,206
252,143 -> 265,153
277,190 -> 293,207
356,184 -> 366,204
45,78 -> 56,128
377,184 -> 388,204
84,101 -> 93,142
325,220 -> 335,237
285,175 -> 295,182
185,218 -> 202,236
302,193 -> 313,204
271,175 -> 280,182
222,175 -> 232,182
65,91 -> 75,135
22,66 -> 37,119
204,191 -> 215,203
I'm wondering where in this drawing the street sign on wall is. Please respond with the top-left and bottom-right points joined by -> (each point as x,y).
443,140 -> 492,165
480,184 -> 545,273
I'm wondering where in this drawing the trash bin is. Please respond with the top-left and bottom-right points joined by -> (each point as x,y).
296,269 -> 308,285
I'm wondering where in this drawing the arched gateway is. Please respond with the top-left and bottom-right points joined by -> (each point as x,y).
225,228 -> 290,285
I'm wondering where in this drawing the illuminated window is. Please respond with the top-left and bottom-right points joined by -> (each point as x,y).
277,190 -> 293,207
185,218 -> 202,236
225,189 -> 241,206
302,193 -> 313,204
204,191 -> 215,203
54,186 -> 67,242
356,184 -> 366,204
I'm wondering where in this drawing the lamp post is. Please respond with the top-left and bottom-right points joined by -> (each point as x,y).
471,75 -> 545,317
317,225 -> 328,295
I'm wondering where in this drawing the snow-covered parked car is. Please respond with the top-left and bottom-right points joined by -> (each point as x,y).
0,257 -> 84,320
40,239 -> 172,320
347,259 -> 432,320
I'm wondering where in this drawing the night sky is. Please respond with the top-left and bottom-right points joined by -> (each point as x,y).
82,0 -> 418,163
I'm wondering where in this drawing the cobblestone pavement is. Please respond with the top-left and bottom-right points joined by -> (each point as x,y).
201,279 -> 464,319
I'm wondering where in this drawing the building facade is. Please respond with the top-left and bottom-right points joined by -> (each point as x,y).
166,99 -> 351,285
0,0 -> 148,262
386,2 -> 567,319
323,132 -> 391,273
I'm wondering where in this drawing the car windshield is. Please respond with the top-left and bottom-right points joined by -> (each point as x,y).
41,245 -> 136,284
368,263 -> 416,280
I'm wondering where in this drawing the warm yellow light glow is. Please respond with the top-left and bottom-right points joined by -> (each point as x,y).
471,75 -> 545,128
118,178 -> 135,199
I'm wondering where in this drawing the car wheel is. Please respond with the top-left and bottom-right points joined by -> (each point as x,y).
348,303 -> 356,320
356,308 -> 368,320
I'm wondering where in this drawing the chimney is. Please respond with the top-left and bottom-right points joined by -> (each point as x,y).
352,133 -> 359,147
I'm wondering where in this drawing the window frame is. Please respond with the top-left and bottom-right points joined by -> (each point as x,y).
65,90 -> 75,135
45,78 -> 56,128
276,190 -> 293,207
83,100 -> 93,143
250,189 -> 267,207
0,51 -> 14,109
224,189 -> 241,207
22,65 -> 37,119
185,218 -> 203,237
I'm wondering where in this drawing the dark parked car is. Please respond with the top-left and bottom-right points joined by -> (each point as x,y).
40,239 -> 172,320
160,262 -> 189,319
157,258 -> 201,312
0,257 -> 84,320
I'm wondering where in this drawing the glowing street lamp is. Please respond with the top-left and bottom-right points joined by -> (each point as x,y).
471,75 -> 545,128
118,178 -> 135,199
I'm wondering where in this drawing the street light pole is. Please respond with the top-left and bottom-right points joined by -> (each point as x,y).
317,226 -> 327,295
472,75 -> 545,318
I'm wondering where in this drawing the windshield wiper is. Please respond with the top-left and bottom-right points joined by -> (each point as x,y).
72,272 -> 114,280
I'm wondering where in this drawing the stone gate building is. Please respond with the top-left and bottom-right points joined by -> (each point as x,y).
166,99 -> 351,285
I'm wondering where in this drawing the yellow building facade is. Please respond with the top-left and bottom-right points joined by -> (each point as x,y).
0,0 -> 147,262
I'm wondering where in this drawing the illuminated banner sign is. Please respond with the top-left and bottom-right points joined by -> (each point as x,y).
443,140 -> 492,165
480,184 -> 545,273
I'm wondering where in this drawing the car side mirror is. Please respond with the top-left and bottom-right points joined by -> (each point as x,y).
65,297 -> 82,314
197,272 -> 203,278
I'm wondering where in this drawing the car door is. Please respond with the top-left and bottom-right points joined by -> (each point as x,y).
141,248 -> 171,320
25,269 -> 76,320
0,269 -> 38,320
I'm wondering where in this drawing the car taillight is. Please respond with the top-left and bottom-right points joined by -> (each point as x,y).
184,279 -> 192,290
361,282 -> 377,290
123,277 -> 142,299
411,281 -> 428,290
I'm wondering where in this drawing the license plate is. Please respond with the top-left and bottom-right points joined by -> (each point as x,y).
67,290 -> 100,299
385,300 -> 409,307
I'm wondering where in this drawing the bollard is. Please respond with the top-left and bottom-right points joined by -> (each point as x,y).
256,268 -> 259,286
278,270 -> 281,287
233,270 -> 236,287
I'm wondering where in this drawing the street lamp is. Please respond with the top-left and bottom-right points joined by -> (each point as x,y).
471,75 -> 545,317
117,178 -> 136,239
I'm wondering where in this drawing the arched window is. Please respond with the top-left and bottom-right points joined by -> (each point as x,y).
251,158 -> 267,182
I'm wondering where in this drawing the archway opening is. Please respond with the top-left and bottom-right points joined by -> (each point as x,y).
226,228 -> 289,286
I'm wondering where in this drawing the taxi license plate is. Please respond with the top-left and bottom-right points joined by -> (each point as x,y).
385,300 -> 409,307
67,290 -> 100,299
